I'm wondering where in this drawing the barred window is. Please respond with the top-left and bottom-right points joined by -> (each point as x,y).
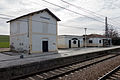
89,40 -> 93,43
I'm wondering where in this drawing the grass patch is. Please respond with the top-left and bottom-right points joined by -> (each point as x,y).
0,42 -> 9,48
0,35 -> 9,48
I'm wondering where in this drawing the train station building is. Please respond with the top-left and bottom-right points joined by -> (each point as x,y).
58,34 -> 112,49
85,34 -> 112,47
7,8 -> 61,53
58,35 -> 84,49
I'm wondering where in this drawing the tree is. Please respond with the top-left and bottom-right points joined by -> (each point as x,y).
107,27 -> 119,38
107,27 -> 120,45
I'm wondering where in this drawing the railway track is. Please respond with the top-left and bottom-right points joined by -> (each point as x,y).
98,64 -> 120,80
12,53 -> 120,80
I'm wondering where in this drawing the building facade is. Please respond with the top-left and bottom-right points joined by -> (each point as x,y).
85,34 -> 112,47
7,8 -> 60,53
58,34 -> 112,49
58,35 -> 84,49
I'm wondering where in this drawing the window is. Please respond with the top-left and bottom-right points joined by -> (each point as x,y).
83,38 -> 85,41
73,40 -> 77,44
42,22 -> 48,33
99,40 -> 101,43
89,40 -> 93,43
17,22 -> 20,33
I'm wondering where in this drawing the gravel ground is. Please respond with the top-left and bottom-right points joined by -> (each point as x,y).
56,55 -> 120,80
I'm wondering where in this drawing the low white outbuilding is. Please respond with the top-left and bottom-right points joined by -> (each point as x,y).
58,35 -> 84,49
7,8 -> 61,53
85,34 -> 112,47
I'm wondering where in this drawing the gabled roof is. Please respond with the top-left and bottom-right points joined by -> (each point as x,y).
59,35 -> 83,37
85,34 -> 106,38
7,8 -> 61,23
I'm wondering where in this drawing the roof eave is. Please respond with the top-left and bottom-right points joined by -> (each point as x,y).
7,8 -> 61,23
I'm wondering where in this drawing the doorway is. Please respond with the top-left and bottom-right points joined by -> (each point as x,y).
78,40 -> 80,47
42,41 -> 48,52
69,40 -> 71,48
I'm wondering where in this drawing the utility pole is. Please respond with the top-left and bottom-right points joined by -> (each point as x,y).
84,28 -> 87,48
105,17 -> 108,38
105,17 -> 109,47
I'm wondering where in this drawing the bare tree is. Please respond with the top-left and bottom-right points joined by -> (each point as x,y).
107,27 -> 119,38
107,27 -> 120,45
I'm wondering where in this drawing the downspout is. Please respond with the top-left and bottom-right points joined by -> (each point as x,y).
56,21 -> 58,53
28,15 -> 32,54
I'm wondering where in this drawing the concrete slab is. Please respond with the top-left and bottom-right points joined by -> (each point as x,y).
58,46 -> 120,56
0,53 -> 17,61
0,46 -> 120,68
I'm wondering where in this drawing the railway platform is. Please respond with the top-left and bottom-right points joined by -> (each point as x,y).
0,46 -> 120,80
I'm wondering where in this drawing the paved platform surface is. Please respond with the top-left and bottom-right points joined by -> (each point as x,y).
0,46 -> 120,68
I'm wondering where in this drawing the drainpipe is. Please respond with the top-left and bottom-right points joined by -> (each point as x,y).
84,28 -> 87,48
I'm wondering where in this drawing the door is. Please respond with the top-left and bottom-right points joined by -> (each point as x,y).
42,41 -> 48,52
103,39 -> 106,47
78,40 -> 80,47
69,40 -> 71,48
108,40 -> 110,46
103,39 -> 109,47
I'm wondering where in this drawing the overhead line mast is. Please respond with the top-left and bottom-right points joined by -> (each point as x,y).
105,17 -> 108,38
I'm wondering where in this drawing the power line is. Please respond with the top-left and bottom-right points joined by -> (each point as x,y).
0,0 -> 103,24
60,0 -> 104,20
110,16 -> 120,19
0,17 -> 11,20
60,0 -> 120,27
0,4 -> 115,32
22,0 -> 120,30
0,1 -> 119,35
0,15 -> 117,33
59,24 -> 104,31
0,15 -> 104,31
108,24 -> 120,30
42,0 -> 105,24
1,0 -> 120,29
0,14 -> 14,18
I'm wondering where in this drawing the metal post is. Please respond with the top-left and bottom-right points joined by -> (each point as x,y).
105,17 -> 108,38
105,17 -> 109,46
84,28 -> 87,48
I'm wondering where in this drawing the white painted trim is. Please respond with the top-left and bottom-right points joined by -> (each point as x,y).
10,33 -> 27,37
32,32 -> 56,36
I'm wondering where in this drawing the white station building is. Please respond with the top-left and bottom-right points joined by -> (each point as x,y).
85,34 -> 112,47
7,8 -> 61,53
58,35 -> 84,49
58,34 -> 112,49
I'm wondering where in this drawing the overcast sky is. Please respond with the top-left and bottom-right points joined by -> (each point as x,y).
0,0 -> 120,36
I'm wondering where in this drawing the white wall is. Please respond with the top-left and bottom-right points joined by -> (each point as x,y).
87,38 -> 105,47
32,11 -> 57,34
32,34 -> 57,53
10,11 -> 58,53
79,38 -> 84,47
31,11 -> 57,53
10,16 -> 29,52
58,36 -> 84,48
58,36 -> 66,48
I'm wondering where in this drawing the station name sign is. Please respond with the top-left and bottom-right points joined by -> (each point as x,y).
40,16 -> 50,20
